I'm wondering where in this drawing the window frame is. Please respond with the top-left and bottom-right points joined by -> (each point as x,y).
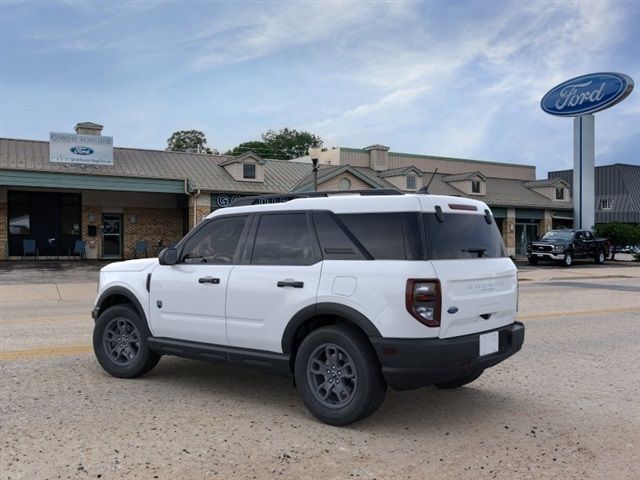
177,213 -> 251,265
555,187 -> 564,200
471,180 -> 481,194
406,175 -> 416,190
243,162 -> 256,180
243,211 -> 322,266
600,199 -> 612,210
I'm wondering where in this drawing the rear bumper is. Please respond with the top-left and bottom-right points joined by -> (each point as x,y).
370,322 -> 525,390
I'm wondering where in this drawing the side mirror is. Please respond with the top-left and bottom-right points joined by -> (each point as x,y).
158,247 -> 178,265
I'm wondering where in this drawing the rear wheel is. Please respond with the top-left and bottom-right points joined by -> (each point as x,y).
561,252 -> 573,267
595,250 -> 606,264
434,370 -> 484,389
93,304 -> 160,378
294,325 -> 386,426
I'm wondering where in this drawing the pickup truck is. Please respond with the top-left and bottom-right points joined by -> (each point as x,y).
527,229 -> 609,267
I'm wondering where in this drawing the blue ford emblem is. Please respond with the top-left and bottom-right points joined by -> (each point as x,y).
541,72 -> 634,117
70,146 -> 95,155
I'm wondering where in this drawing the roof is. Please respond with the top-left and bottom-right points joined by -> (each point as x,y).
218,150 -> 266,166
0,137 -> 311,194
523,178 -> 567,188
442,171 -> 487,182
378,166 -> 424,178
291,164 -> 397,192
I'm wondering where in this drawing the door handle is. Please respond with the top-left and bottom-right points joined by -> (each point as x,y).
198,277 -> 220,284
277,280 -> 304,288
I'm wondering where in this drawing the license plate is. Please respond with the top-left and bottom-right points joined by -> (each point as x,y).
479,331 -> 499,356
536,254 -> 543,257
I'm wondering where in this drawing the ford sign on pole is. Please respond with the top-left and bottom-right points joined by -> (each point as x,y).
541,72 -> 634,117
49,132 -> 114,166
541,72 -> 634,230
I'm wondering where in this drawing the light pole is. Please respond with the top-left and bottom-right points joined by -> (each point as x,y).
308,142 -> 322,192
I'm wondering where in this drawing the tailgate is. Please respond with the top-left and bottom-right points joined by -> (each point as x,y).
431,258 -> 517,339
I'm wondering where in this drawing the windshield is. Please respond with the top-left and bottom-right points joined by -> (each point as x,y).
541,231 -> 573,242
423,213 -> 505,260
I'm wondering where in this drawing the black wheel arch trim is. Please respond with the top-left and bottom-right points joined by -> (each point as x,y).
281,303 -> 381,354
94,286 -> 147,326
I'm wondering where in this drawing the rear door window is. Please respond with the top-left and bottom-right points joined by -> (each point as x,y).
423,213 -> 505,259
251,213 -> 319,265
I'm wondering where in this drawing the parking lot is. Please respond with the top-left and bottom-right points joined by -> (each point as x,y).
1,261 -> 639,479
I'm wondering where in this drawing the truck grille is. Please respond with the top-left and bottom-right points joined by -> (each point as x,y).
533,244 -> 553,252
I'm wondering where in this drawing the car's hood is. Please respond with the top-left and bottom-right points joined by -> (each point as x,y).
101,258 -> 158,273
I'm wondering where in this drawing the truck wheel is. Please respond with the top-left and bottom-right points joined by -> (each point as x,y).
562,252 -> 573,267
527,257 -> 538,265
595,251 -> 606,264
294,325 -> 386,426
434,370 -> 484,389
93,304 -> 160,378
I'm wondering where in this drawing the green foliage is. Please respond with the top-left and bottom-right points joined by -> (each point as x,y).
593,222 -> 640,259
226,128 -> 322,160
167,130 -> 215,154
225,141 -> 269,157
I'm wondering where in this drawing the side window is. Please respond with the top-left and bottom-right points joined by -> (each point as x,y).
337,213 -> 406,260
181,216 -> 248,264
313,211 -> 366,260
251,213 -> 318,265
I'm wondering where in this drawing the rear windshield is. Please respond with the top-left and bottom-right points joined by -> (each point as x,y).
423,213 -> 505,260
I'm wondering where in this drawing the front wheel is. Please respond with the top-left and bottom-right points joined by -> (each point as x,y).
562,252 -> 573,267
595,250 -> 606,264
294,325 -> 386,426
93,304 -> 160,378
527,256 -> 538,265
434,370 -> 484,389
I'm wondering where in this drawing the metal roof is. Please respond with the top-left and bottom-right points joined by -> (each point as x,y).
0,137 -> 311,194
442,171 -> 487,182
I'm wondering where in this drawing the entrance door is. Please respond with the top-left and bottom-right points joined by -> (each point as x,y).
515,223 -> 539,257
102,214 -> 122,259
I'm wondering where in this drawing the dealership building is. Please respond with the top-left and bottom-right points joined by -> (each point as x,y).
1,122 -> 574,261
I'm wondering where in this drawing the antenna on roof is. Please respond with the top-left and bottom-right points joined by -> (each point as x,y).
420,168 -> 438,194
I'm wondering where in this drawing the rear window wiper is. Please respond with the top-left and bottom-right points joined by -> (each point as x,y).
461,248 -> 487,258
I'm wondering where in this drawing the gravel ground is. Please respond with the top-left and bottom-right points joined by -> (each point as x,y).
1,273 -> 639,479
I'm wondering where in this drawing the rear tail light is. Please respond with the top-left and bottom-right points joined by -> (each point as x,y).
406,279 -> 441,327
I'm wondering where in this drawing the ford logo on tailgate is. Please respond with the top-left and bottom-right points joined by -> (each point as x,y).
541,72 -> 634,116
70,146 -> 95,155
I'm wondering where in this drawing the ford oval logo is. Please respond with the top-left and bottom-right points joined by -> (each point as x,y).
70,146 -> 94,155
541,72 -> 634,117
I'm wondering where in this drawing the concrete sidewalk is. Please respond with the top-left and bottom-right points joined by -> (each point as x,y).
0,282 -> 97,303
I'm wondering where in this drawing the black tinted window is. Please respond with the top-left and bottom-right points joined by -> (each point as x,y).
313,211 -> 366,260
251,213 -> 317,265
423,213 -> 505,259
338,213 -> 406,260
181,216 -> 247,264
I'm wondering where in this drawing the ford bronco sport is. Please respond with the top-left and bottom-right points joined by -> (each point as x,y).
92,191 -> 524,425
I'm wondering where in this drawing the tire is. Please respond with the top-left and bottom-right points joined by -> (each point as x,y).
562,252 -> 573,267
595,250 -> 606,265
93,304 -> 160,378
434,370 -> 484,389
294,325 -> 386,426
527,257 -> 538,265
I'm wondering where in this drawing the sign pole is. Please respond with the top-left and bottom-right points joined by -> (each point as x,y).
572,115 -> 595,230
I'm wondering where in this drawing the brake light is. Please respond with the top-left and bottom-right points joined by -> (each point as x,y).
406,279 -> 441,327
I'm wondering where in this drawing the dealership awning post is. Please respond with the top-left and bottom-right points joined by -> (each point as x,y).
573,115 -> 595,230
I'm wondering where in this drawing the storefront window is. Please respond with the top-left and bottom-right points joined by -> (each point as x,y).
8,192 -> 30,234
60,194 -> 81,235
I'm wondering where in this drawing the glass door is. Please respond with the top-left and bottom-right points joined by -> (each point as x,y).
102,214 -> 122,259
515,223 -> 539,257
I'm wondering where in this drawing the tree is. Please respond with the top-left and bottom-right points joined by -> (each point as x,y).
593,222 -> 640,260
167,130 -> 216,154
224,141 -> 268,157
226,128 -> 322,160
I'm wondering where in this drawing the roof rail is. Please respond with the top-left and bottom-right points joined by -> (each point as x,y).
228,189 -> 403,207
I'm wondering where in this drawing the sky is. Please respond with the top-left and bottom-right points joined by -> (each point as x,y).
1,0 -> 638,178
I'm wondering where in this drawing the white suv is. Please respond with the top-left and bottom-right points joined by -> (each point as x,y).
92,191 -> 524,425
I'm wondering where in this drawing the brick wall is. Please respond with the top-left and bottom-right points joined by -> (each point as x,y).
123,207 -> 183,259
82,205 -> 102,259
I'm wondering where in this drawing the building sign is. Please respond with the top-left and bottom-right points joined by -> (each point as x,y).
49,132 -> 114,165
211,193 -> 291,209
541,72 -> 634,117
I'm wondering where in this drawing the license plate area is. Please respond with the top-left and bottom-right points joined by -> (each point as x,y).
479,331 -> 499,356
